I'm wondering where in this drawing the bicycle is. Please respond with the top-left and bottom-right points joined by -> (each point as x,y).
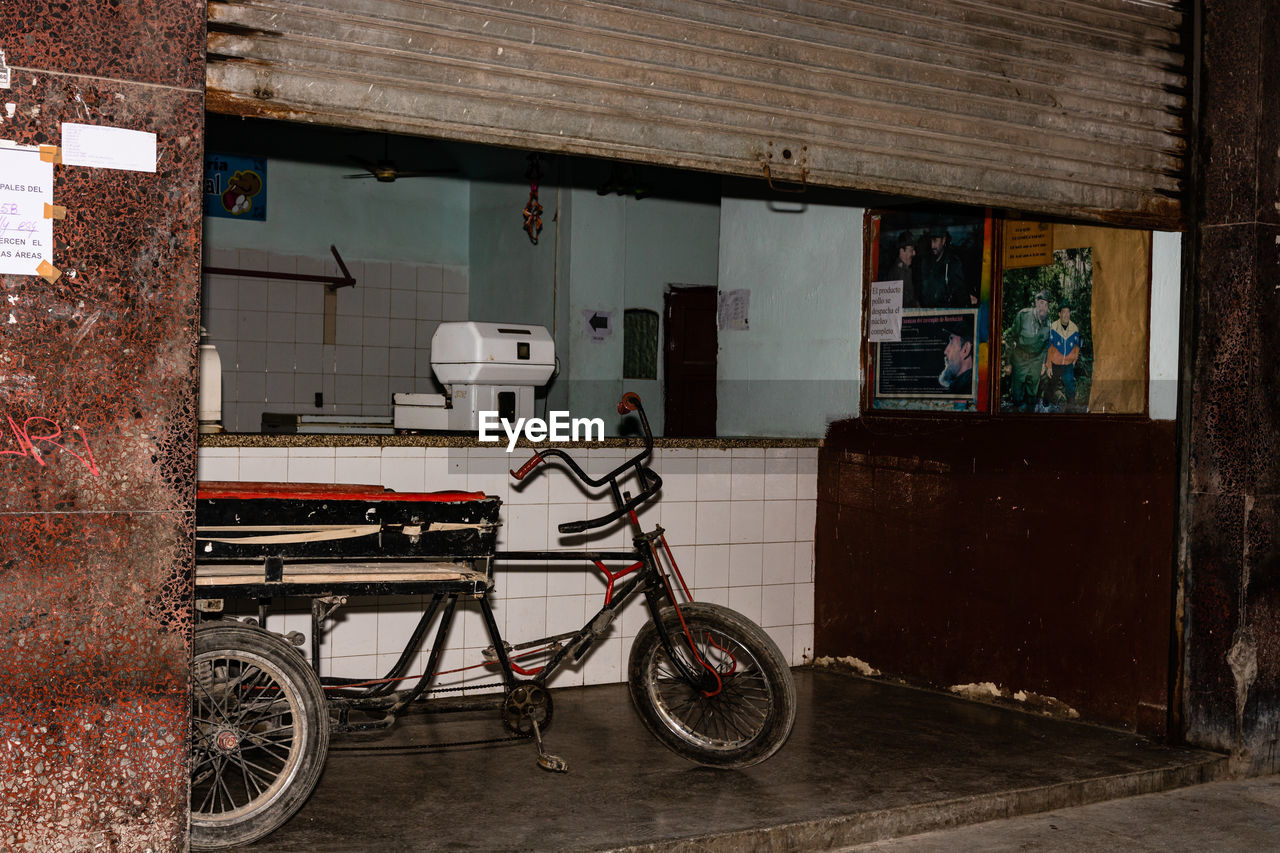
189,392 -> 797,850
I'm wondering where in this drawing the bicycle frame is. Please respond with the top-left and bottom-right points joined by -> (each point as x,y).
305,393 -> 713,731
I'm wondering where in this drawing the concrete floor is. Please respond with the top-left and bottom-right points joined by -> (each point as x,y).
232,668 -> 1227,852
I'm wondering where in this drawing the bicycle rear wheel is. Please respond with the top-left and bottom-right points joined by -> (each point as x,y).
190,622 -> 329,850
628,602 -> 795,768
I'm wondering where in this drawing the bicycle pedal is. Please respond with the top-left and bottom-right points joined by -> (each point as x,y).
537,752 -> 568,773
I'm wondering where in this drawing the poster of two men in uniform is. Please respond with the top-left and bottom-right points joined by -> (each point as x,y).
866,211 -> 1092,414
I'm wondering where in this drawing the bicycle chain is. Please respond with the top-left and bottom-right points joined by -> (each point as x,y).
330,681 -> 530,754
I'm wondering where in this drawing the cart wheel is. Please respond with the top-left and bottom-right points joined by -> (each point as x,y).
190,622 -> 329,850
628,603 -> 795,768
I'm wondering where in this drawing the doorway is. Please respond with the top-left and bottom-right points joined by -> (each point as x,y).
663,285 -> 718,437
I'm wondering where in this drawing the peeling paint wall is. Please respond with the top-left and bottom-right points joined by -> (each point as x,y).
0,2 -> 204,849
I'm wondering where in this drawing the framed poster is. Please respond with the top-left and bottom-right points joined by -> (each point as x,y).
866,209 -> 994,412
999,247 -> 1093,413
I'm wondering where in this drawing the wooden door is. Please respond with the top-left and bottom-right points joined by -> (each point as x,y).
663,286 -> 718,437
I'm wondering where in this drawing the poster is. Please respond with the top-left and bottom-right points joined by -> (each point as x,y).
867,209 -> 993,411
999,248 -> 1093,413
204,153 -> 267,220
0,147 -> 54,276
875,310 -> 979,400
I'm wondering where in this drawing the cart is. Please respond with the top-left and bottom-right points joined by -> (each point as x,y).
189,394 -> 796,850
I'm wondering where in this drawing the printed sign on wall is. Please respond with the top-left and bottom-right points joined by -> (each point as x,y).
0,147 -> 54,276
204,153 -> 267,220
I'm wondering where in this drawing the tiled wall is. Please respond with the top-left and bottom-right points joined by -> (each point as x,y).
196,445 -> 817,691
201,249 -> 469,432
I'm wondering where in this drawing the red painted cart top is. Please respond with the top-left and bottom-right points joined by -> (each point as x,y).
197,481 -> 489,502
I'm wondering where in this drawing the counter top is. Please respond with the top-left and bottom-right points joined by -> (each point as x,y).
199,433 -> 820,450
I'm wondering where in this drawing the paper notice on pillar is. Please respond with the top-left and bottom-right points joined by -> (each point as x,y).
717,289 -> 749,331
61,122 -> 157,172
868,280 -> 904,342
0,146 -> 54,276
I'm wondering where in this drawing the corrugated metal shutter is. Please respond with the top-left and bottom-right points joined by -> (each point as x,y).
206,0 -> 1187,228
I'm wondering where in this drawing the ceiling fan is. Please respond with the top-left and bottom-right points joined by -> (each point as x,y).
344,136 -> 456,183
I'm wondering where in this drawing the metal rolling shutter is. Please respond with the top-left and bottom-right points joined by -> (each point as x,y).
206,0 -> 1187,228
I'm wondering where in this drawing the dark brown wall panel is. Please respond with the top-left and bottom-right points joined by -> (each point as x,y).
0,2 -> 204,848
817,416 -> 1176,736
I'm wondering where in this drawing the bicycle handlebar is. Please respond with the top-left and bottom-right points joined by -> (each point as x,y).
508,393 -> 661,534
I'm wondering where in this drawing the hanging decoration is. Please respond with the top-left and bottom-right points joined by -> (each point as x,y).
523,153 -> 544,245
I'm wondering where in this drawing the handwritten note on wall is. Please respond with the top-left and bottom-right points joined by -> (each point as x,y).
0,147 -> 53,276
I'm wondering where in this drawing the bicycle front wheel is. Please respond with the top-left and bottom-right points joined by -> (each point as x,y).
628,602 -> 795,768
190,622 -> 329,850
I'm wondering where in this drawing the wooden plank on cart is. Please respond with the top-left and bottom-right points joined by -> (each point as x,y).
196,560 -> 486,586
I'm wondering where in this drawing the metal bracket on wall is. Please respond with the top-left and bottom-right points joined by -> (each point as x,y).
760,141 -> 809,194
202,244 -> 357,291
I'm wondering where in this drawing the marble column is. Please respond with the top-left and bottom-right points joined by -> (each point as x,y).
0,2 -> 204,848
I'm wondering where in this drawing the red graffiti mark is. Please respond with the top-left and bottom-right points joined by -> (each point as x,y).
1,415 -> 100,476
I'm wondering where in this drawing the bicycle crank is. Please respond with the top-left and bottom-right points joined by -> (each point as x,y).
501,684 -> 567,773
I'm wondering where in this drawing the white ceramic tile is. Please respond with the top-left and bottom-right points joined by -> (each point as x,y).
796,500 -> 817,541
730,500 -> 765,544
388,346 -> 414,377
237,279 -> 268,312
361,344 -> 389,377
238,448 -> 288,481
335,344 -> 362,374
365,261 -> 391,289
507,466 -> 549,504
362,317 -> 390,348
265,341 -> 295,372
236,341 -> 266,372
442,292 -> 468,321
197,449 -> 238,481
334,374 -> 363,407
797,451 -> 819,500
547,468 -> 591,504
762,542 -> 796,585
457,600 -> 492,650
698,587 -> 730,608
695,501 -> 731,545
765,625 -> 795,664
377,605 -> 427,658
655,452 -> 697,502
267,280 -> 296,314
295,281 -> 325,315
207,308 -> 237,340
389,316 -> 416,347
361,376 -> 390,407
391,262 -> 417,291
324,654 -> 379,681
696,452 -> 731,501
618,595 -> 652,638
794,541 -> 814,583
727,585 -> 762,623
416,291 -> 443,322
380,452 -> 426,492
237,310 -> 267,342
764,455 -> 799,500
794,582 -> 815,624
506,504 -> 549,550
504,596 -> 547,644
326,607 -> 380,658
546,595 -> 586,637
264,371 -> 293,406
793,623 -> 815,664
267,312 -> 297,344
762,500 -> 797,543
728,543 -> 763,586
730,456 -> 765,501
546,561 -> 588,597
417,264 -> 443,292
695,545 -> 729,588
582,636 -> 622,686
761,584 -> 797,628
656,501 -> 697,548
336,314 -> 362,346
286,452 -> 335,484
498,561 -> 549,599
425,451 -> 470,492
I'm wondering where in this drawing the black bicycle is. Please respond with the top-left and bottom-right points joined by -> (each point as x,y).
189,392 -> 796,850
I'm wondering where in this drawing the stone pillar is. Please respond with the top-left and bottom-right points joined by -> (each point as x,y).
0,3 -> 204,848
1182,0 -> 1280,773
